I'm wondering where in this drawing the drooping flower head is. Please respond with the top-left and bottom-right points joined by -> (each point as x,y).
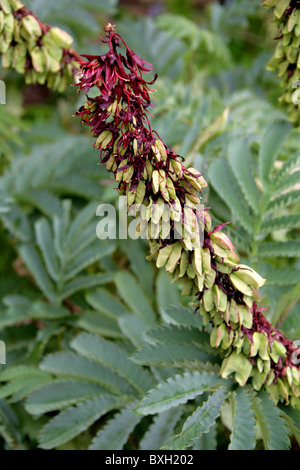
264,0 -> 300,124
0,0 -> 80,91
75,25 -> 300,408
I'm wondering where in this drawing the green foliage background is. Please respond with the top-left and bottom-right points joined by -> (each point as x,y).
0,0 -> 300,450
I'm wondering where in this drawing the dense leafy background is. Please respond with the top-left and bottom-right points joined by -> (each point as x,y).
0,0 -> 300,450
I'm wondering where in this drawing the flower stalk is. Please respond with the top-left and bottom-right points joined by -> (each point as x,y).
75,25 -> 300,407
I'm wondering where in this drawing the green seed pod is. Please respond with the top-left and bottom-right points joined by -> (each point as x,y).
185,167 -> 208,189
210,323 -> 226,348
123,165 -> 135,184
152,170 -> 160,194
187,264 -> 196,279
11,0 -> 24,9
196,273 -> 205,291
95,131 -> 113,149
146,159 -> 153,180
203,267 -> 216,289
21,14 -> 42,38
250,332 -> 269,361
220,350 -> 253,386
193,248 -> 203,276
126,185 -> 136,206
155,139 -> 167,161
181,277 -> 194,296
2,45 -> 14,68
152,198 -> 165,224
1,0 -> 12,14
202,248 -> 211,274
49,26 -> 73,48
211,232 -> 235,251
171,158 -> 183,178
203,288 -> 214,312
213,285 -> 227,312
269,340 -> 286,363
179,250 -> 189,277
234,264 -> 266,289
151,142 -> 161,162
252,368 -> 268,391
230,273 -> 253,297
135,180 -> 146,205
238,304 -> 253,329
105,154 -> 116,171
166,177 -> 177,200
165,242 -> 182,273
156,244 -> 174,269
133,138 -> 138,156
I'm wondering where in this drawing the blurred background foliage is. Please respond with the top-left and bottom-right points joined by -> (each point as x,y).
0,0 -> 300,450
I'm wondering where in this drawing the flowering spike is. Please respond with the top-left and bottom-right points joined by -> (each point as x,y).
75,25 -> 300,407
263,0 -> 300,125
0,1 -> 80,91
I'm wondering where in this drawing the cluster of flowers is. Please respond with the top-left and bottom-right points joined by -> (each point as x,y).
75,24 -> 300,407
264,0 -> 300,124
0,0 -> 80,91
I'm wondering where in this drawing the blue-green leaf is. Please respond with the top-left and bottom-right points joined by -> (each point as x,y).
229,387 -> 256,450
161,388 -> 228,450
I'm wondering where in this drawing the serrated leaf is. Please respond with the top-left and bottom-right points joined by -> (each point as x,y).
0,305 -> 30,329
23,189 -> 62,219
272,153 -> 300,187
66,202 -> 99,249
258,241 -> 300,258
0,399 -> 23,450
64,242 -> 115,281
115,272 -> 156,324
118,315 -> 151,348
145,325 -> 212,354
60,272 -> 114,300
18,244 -> 58,304
0,365 -> 45,382
77,311 -> 124,338
193,423 -> 217,450
272,283 -> 300,327
266,269 -> 300,286
250,391 -> 290,450
161,304 -> 202,328
89,401 -> 140,450
161,387 -> 228,450
85,288 -> 131,319
228,137 -> 260,214
0,374 -> 52,400
40,352 -> 136,397
121,239 -> 155,298
38,395 -> 122,450
71,333 -> 155,394
229,388 -> 256,450
258,120 -> 292,191
52,199 -> 71,265
48,175 -> 101,200
30,302 -> 70,320
156,270 -> 179,315
280,407 -> 300,447
140,408 -> 183,450
25,380 -> 109,415
274,171 -> 300,193
136,371 -> 223,415
132,342 -> 218,373
261,214 -> 300,234
0,205 -> 33,242
266,190 -> 300,213
208,158 -> 253,234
